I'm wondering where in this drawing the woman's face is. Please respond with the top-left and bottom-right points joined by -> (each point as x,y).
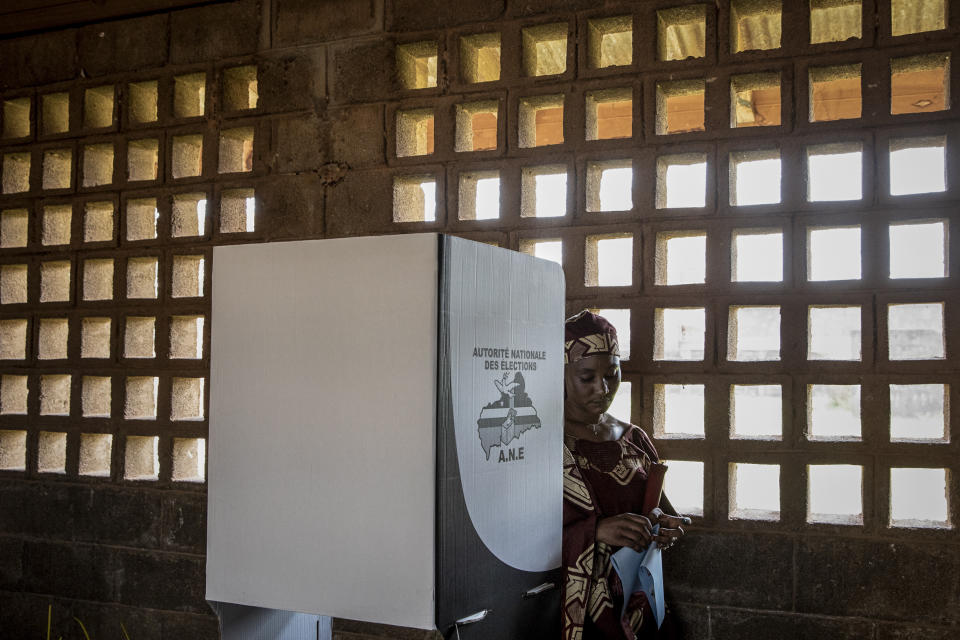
564,354 -> 621,424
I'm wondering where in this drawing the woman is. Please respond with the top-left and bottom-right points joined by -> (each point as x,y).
562,310 -> 689,640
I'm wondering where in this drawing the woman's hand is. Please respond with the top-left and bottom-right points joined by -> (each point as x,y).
596,513 -> 655,550
647,507 -> 691,550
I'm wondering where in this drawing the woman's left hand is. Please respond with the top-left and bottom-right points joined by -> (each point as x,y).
646,507 -> 690,550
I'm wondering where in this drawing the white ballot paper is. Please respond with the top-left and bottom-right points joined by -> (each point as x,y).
610,525 -> 665,628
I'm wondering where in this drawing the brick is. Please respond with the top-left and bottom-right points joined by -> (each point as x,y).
388,0 -> 504,31
0,30 -> 77,90
796,539 -> 960,625
113,548 -> 207,613
257,174 -> 324,241
22,540 -> 114,602
0,536 -> 23,590
170,0 -> 260,64
79,14 -> 168,76
711,609 -> 874,640
0,482 -> 162,549
258,49 -> 326,114
162,492 -> 207,554
330,39 -> 401,104
665,531 -> 794,610
328,105 -> 385,168
667,603 -> 710,640
275,115 -> 328,173
324,169 -> 393,237
71,486 -> 163,549
275,0 -> 380,46
508,0 -> 594,17
876,623 -> 960,640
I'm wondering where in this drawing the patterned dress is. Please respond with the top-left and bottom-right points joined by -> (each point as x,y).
562,425 -> 663,640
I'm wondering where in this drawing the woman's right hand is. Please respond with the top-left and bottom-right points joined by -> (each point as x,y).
596,513 -> 655,551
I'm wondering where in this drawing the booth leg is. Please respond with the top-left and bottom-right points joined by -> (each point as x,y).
211,601 -> 331,640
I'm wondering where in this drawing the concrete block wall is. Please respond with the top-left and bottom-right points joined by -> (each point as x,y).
0,1 -> 957,638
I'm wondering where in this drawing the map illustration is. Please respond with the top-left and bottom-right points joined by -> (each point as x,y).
477,372 -> 542,460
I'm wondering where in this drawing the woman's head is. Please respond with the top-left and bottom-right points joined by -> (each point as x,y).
564,311 -> 621,424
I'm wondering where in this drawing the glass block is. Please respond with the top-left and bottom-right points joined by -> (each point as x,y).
171,194 -> 207,238
891,0 -> 945,36
128,80 -> 158,124
171,377 -> 205,421
2,153 -> 31,194
42,204 -> 72,246
220,189 -> 255,233
656,154 -> 706,209
656,79 -> 705,135
223,65 -> 258,111
124,435 -> 159,480
82,143 -> 114,187
730,0 -> 782,53
126,198 -> 158,241
126,257 -> 158,299
807,226 -> 861,281
174,73 -> 206,118
37,431 -> 67,474
592,308 -> 631,361
40,260 -> 71,303
586,161 -> 631,213
218,127 -> 254,174
37,317 -> 68,360
656,232 -> 706,286
730,384 -> 782,439
588,16 -> 632,68
730,150 -> 780,206
458,171 -> 500,221
455,101 -> 497,152
730,72 -> 781,128
729,462 -> 780,520
124,376 -> 158,420
732,230 -> 782,282
0,430 -> 27,470
808,464 -> 863,524
42,149 -> 72,190
891,53 -> 950,115
890,467 -> 949,528
890,384 -> 947,442
807,144 -> 862,201
655,384 -> 705,437
888,303 -> 944,360
889,221 -> 947,279
39,374 -> 71,416
0,264 -> 28,304
460,33 -> 501,83
396,108 -> 434,157
393,176 -> 436,223
83,86 -> 114,129
396,41 -> 438,89
808,306 -> 861,361
0,318 -> 27,359
82,259 -> 114,301
661,459 -> 704,516
810,0 -> 861,44
172,437 -> 206,482
655,308 -> 705,360
519,239 -> 562,266
808,384 -> 861,440
520,166 -> 566,218
518,95 -> 564,148
607,380 -> 631,422
809,64 -> 862,122
585,88 -> 631,141
728,306 -> 780,361
83,202 -> 114,243
889,137 -> 946,196
657,5 -> 706,61
81,317 -> 111,358
522,23 -> 567,77
81,376 -> 111,418
123,316 -> 156,359
586,235 -> 632,287
1,209 -> 29,248
127,138 -> 159,182
79,433 -> 112,477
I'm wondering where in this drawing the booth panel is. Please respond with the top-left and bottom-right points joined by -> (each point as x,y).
207,234 -> 439,629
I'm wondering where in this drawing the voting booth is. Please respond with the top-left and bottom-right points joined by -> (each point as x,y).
206,234 -> 565,639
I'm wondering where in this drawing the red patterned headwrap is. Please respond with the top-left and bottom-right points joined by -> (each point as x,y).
564,310 -> 620,364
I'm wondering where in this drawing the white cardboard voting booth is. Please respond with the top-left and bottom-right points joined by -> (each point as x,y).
207,234 -> 565,639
